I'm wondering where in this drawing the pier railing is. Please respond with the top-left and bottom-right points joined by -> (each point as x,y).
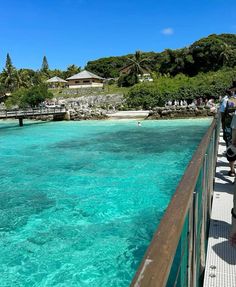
0,107 -> 66,119
131,115 -> 220,287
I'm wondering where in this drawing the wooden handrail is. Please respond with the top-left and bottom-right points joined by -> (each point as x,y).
130,116 -> 218,287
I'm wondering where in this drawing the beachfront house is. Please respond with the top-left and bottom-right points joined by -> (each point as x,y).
138,73 -> 153,82
66,70 -> 104,88
46,76 -> 68,88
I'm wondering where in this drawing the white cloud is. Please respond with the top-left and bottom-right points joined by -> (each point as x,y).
161,28 -> 174,36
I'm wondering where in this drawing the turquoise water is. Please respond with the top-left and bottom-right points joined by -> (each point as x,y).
0,119 -> 211,287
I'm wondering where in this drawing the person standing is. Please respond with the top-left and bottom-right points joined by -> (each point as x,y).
220,91 -> 236,147
220,94 -> 229,140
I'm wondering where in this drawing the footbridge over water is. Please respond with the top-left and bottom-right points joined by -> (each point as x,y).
0,107 -> 67,126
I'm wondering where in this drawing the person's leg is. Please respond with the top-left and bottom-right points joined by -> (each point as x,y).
228,128 -> 236,176
221,112 -> 227,142
229,161 -> 236,175
229,187 -> 236,246
232,128 -> 236,145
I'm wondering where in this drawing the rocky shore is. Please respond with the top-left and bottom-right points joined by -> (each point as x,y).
147,105 -> 216,119
28,105 -> 216,122
5,93 -> 216,122
52,94 -> 216,120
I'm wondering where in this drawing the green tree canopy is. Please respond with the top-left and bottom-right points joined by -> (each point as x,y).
64,64 -> 81,79
125,68 -> 236,109
7,85 -> 53,108
85,34 -> 236,78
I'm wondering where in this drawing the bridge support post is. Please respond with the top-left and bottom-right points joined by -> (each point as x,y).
19,118 -> 23,127
64,111 -> 71,121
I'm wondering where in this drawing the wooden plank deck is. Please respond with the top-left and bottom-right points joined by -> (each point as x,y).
203,133 -> 236,287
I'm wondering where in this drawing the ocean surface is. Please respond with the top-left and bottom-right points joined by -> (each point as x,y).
0,119 -> 211,287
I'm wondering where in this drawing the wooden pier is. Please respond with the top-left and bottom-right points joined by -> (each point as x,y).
0,107 -> 67,126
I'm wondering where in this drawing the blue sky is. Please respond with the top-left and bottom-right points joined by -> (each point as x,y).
0,0 -> 235,71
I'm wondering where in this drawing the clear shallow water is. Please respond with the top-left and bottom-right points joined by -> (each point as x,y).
0,119 -> 211,287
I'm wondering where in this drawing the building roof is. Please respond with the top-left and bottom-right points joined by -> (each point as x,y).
46,76 -> 68,83
66,70 -> 104,80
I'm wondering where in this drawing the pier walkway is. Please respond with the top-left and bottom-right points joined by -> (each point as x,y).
0,107 -> 67,126
204,133 -> 236,287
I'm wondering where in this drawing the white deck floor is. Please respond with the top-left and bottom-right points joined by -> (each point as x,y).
203,134 -> 236,287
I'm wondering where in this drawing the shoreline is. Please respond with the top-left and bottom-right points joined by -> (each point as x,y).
0,105 -> 216,124
0,115 -> 214,124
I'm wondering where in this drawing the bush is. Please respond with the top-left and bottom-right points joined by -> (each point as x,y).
6,85 -> 53,108
125,84 -> 165,109
125,68 -> 236,109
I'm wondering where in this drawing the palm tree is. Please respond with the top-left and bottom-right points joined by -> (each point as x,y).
17,69 -> 33,88
118,51 -> 151,86
220,43 -> 233,66
124,51 -> 151,75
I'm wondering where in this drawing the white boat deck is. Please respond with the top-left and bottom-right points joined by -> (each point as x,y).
204,134 -> 236,287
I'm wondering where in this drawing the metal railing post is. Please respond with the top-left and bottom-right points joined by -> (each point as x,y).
200,154 -> 208,277
188,197 -> 194,287
192,190 -> 198,287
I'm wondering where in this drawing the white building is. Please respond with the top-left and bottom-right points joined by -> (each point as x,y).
66,70 -> 104,88
138,73 -> 153,82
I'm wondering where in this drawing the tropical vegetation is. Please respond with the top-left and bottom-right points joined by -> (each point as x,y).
0,33 -> 235,108
125,68 -> 236,109
6,85 -> 53,108
86,34 -> 236,78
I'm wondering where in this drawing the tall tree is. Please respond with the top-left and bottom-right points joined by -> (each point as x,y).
41,56 -> 49,72
6,53 -> 13,70
124,51 -> 150,76
0,53 -> 18,92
